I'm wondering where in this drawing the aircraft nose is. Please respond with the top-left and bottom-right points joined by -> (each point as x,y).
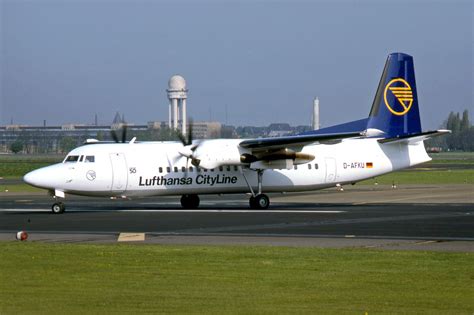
23,165 -> 63,189
23,169 -> 44,187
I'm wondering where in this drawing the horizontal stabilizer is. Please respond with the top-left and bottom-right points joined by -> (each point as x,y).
378,129 -> 451,144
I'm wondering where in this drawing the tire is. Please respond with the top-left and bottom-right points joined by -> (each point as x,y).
52,202 -> 65,214
254,194 -> 270,210
249,196 -> 257,209
181,194 -> 200,209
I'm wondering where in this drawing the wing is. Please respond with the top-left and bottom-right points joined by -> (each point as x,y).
237,131 -> 362,168
239,131 -> 362,150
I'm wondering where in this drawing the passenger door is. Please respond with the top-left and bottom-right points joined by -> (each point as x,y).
110,153 -> 128,192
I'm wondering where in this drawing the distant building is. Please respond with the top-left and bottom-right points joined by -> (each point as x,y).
191,121 -> 222,139
0,119 -> 224,154
235,123 -> 311,138
267,123 -> 292,137
0,124 -> 116,153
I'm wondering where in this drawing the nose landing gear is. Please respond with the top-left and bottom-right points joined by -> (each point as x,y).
50,189 -> 66,214
51,202 -> 66,214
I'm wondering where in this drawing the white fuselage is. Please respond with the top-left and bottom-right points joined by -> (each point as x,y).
24,138 -> 431,198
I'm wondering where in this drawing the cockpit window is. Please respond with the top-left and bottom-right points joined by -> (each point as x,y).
85,156 -> 95,163
79,155 -> 84,162
65,155 -> 79,163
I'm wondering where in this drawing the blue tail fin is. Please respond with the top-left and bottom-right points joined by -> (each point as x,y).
367,53 -> 422,137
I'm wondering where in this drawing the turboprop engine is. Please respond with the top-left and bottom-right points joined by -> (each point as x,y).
190,140 -> 315,170
191,139 -> 244,169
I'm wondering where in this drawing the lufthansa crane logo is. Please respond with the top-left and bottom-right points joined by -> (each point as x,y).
383,78 -> 413,116
86,170 -> 96,181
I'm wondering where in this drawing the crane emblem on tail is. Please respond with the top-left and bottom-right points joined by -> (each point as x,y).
384,78 -> 413,116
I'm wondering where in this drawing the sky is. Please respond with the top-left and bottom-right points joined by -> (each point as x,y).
1,0 -> 472,129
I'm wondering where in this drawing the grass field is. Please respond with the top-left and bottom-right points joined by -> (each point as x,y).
0,183 -> 44,193
430,152 -> 474,161
0,154 -> 63,178
361,169 -> 474,185
0,242 -> 472,314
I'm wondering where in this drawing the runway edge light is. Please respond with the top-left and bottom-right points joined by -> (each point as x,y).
16,231 -> 28,241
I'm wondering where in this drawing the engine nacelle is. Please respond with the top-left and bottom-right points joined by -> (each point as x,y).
191,140 -> 315,170
193,139 -> 246,169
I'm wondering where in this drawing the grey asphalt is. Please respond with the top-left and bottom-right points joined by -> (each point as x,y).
0,185 -> 473,251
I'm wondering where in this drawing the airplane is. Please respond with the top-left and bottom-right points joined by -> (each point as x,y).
23,52 -> 449,214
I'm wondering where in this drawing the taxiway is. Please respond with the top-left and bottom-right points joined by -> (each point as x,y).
0,185 -> 472,251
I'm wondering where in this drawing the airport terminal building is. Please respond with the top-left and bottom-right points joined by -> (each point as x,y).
0,119 -> 223,154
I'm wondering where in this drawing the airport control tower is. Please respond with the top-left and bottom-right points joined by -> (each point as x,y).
167,75 -> 188,135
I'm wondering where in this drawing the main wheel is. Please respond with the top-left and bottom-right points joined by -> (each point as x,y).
251,194 -> 270,210
180,194 -> 200,209
249,196 -> 257,209
52,202 -> 65,214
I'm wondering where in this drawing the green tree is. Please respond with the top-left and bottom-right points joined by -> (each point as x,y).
9,141 -> 24,154
427,109 -> 473,151
460,109 -> 470,131
60,137 -> 77,153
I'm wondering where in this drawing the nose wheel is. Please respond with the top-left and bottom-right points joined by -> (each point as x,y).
52,202 -> 66,214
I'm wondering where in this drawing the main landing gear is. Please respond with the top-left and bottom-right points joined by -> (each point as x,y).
249,194 -> 270,209
180,194 -> 200,209
51,202 -> 66,214
242,169 -> 270,210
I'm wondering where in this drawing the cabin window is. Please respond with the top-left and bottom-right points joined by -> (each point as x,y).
314,163 -> 319,169
174,167 -> 178,173
294,165 -> 298,170
85,156 -> 95,163
219,166 -> 223,172
166,167 -> 171,173
181,166 -> 186,172
189,166 -> 194,172
210,168 -> 215,172
65,155 -> 79,163
234,166 -> 238,171
308,164 -> 312,170
226,166 -> 231,172
204,169 -> 208,172
159,167 -> 163,173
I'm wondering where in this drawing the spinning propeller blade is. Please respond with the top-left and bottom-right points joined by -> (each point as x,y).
174,118 -> 201,175
110,124 -> 128,143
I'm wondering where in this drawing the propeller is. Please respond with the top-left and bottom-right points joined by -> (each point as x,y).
111,124 -> 128,143
174,119 -> 202,176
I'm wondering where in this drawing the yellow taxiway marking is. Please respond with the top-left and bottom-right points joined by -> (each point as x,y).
118,233 -> 145,242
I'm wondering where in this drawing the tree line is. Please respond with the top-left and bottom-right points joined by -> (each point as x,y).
427,109 -> 473,151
